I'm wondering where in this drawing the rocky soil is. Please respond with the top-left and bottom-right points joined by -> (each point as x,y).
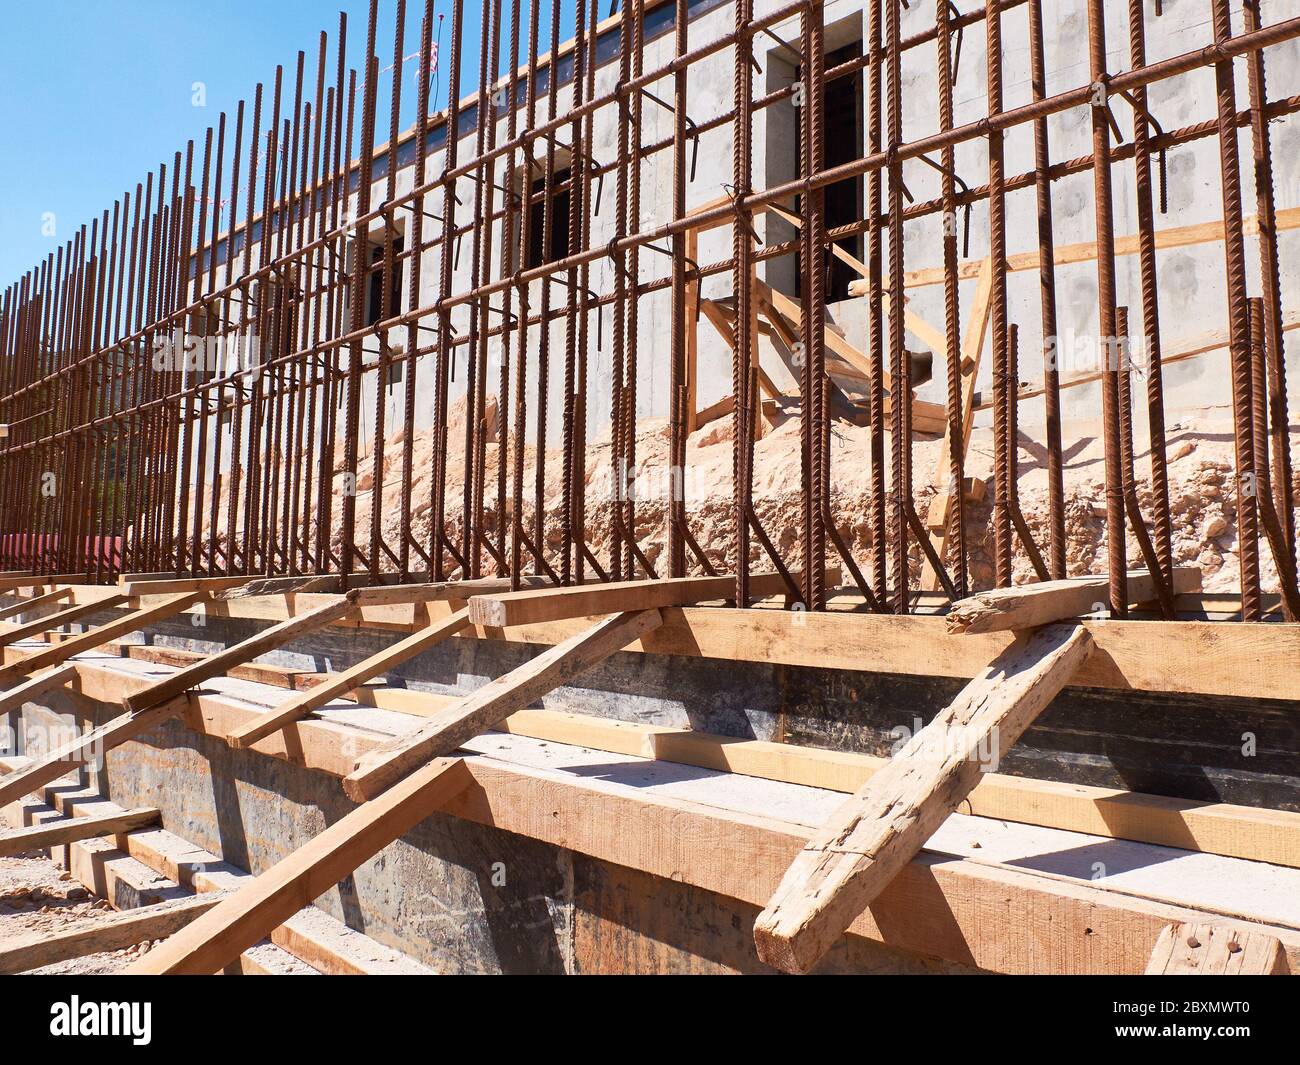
0,850 -> 150,974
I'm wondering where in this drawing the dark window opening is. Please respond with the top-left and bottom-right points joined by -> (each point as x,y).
364,235 -> 404,327
796,41 -> 864,302
525,169 -> 573,269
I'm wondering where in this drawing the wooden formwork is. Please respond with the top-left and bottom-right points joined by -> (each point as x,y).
0,572 -> 1296,975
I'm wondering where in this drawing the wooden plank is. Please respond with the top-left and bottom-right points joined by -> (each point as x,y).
0,575 -> 77,594
0,586 -> 71,622
0,892 -> 224,974
343,608 -> 664,801
213,574 -> 340,599
27,657 -> 1300,975
21,593 -> 1300,701
0,584 -> 128,608
6,592 -> 204,677
947,568 -> 1202,634
348,576 -> 558,607
0,593 -> 128,649
226,608 -> 473,749
976,312 -> 1300,411
117,571 -> 180,581
1146,922 -> 1287,975
121,597 -> 357,714
890,205 -> 1300,290
468,572 -> 834,628
753,283 -> 946,433
768,202 -> 949,355
445,754 -> 1300,975
0,696 -> 189,808
922,256 -> 994,591
0,807 -> 160,857
0,664 -> 77,715
754,624 -> 1094,974
685,226 -> 700,432
13,574 -> 90,586
106,642 -> 313,690
96,641 -> 450,715
118,575 -> 250,597
698,298 -> 785,401
43,644 -> 1300,871
757,278 -> 887,386
125,757 -> 470,975
494,707 -> 1300,869
924,477 -> 987,529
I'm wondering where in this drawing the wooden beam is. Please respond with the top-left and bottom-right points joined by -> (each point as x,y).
767,201 -> 949,356
2,575 -> 93,591
685,226 -> 700,432
0,664 -> 77,715
494,706 -> 1300,869
0,593 -> 128,649
117,575 -> 250,597
892,204 -> 1300,290
121,597 -> 357,713
343,608 -> 664,801
5,592 -> 204,677
0,587 -> 71,623
922,256 -> 993,591
0,807 -> 160,857
0,892 -> 224,974
214,574 -> 341,599
975,312 -> 1300,411
1146,922 -> 1287,975
468,572 -> 833,628
698,298 -> 786,401
125,757 -> 470,975
0,695 -> 189,808
17,591 -> 1299,701
347,577 -> 559,607
42,646 -> 1300,871
947,569 -> 1202,634
96,641 -> 453,715
446,753 -> 1300,974
751,280 -> 948,434
757,280 -> 937,421
226,608 -> 473,749
0,575 -> 72,594
924,477 -> 987,529
753,624 -> 1094,974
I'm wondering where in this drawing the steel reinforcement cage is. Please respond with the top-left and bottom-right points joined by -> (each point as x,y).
2,0 -> 1299,621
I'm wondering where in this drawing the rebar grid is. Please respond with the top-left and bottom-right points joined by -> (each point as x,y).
2,0 -> 1299,622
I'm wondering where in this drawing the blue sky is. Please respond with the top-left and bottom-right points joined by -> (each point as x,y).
0,0 -> 580,287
